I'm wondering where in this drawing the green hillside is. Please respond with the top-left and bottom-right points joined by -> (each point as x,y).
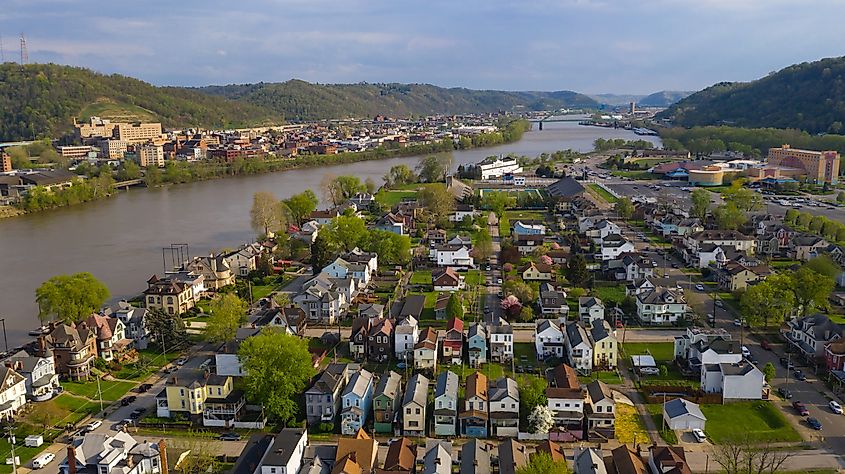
658,56 -> 845,134
637,90 -> 692,107
0,63 -> 279,141
198,80 -> 599,121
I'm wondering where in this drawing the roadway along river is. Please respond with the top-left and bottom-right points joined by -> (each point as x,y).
0,119 -> 659,347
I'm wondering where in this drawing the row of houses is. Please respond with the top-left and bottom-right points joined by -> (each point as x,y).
534,318 -> 618,374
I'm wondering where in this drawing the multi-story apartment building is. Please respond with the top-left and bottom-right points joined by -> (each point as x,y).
98,140 -> 128,159
768,144 -> 840,184
116,122 -> 163,143
139,144 -> 165,167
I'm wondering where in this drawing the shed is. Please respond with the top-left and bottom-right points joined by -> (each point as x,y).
662,398 -> 706,431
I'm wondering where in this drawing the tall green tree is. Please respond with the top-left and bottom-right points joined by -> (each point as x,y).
321,175 -> 366,206
416,154 -> 452,183
145,308 -> 189,352
740,274 -> 795,328
446,293 -> 464,320
311,232 -> 336,273
205,294 -> 248,343
614,197 -> 634,219
384,164 -> 416,188
763,362 -> 776,382
713,203 -> 747,230
239,328 -> 316,425
792,266 -> 835,315
35,272 -> 110,323
722,185 -> 763,212
283,190 -> 319,225
418,183 -> 455,223
690,188 -> 711,219
566,254 -> 591,287
483,191 -> 516,219
473,227 -> 494,262
805,255 -> 841,279
363,229 -> 411,265
326,214 -> 368,252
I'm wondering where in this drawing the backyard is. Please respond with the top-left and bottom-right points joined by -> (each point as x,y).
615,403 -> 650,444
587,183 -> 619,204
700,401 -> 801,444
62,379 -> 137,402
646,404 -> 679,444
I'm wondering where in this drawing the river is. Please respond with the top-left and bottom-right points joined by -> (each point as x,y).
0,119 -> 659,347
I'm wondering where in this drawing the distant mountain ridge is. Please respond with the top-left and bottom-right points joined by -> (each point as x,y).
658,56 -> 845,134
588,91 -> 692,107
0,63 -> 278,141
196,80 -> 598,122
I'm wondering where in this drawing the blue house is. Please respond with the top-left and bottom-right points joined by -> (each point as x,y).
460,372 -> 489,437
467,323 -> 488,368
434,371 -> 458,436
513,220 -> 546,236
340,369 -> 375,435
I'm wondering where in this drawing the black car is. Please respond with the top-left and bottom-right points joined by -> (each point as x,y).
777,387 -> 792,399
807,417 -> 822,430
794,369 -> 806,381
120,396 -> 137,406
219,432 -> 242,441
137,383 -> 152,393
779,357 -> 788,367
129,408 -> 146,419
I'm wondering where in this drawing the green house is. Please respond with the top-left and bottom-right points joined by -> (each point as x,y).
373,371 -> 403,434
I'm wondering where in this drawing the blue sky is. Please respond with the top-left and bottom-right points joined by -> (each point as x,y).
2,0 -> 844,94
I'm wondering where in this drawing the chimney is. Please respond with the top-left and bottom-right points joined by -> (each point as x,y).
159,439 -> 169,474
38,335 -> 47,356
67,446 -> 77,474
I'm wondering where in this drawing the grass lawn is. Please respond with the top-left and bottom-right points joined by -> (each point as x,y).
611,171 -> 658,180
499,216 -> 510,237
503,210 -> 547,221
829,314 -> 845,324
20,394 -> 101,428
615,403 -> 650,444
112,347 -> 181,381
464,270 -> 484,286
592,285 -> 626,305
410,270 -> 432,286
251,284 -> 275,301
62,379 -> 137,401
579,371 -> 624,385
195,299 -> 212,314
700,401 -> 801,444
646,404 -> 678,444
621,342 -> 675,362
587,183 -> 619,203
375,189 -> 418,207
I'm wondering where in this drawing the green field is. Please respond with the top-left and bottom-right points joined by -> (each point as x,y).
78,99 -> 158,123
587,183 -> 619,203
410,270 -> 432,286
700,401 -> 801,444
375,189 -> 418,206
62,379 -> 137,401
592,285 -> 626,305
621,342 -> 675,362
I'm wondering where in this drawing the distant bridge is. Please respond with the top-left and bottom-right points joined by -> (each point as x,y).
114,179 -> 145,190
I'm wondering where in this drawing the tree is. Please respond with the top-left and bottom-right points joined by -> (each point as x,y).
363,229 -> 411,265
806,255 -> 841,279
483,191 -> 516,219
416,154 -> 451,183
838,191 -> 845,204
145,308 -> 189,352
711,434 -> 788,474
690,188 -> 711,219
143,165 -> 162,187
784,208 -> 799,225
614,197 -> 634,219
326,214 -> 368,252
792,266 -> 835,315
809,215 -> 825,233
255,253 -> 275,277
566,254 -> 591,287
518,376 -> 548,426
250,191 -> 288,237
321,175 -> 366,206
504,280 -> 536,303
763,362 -> 776,382
364,177 -> 376,194
205,294 -> 248,343
283,190 -> 319,225
473,227 -> 494,262
516,452 -> 569,474
35,272 -> 110,323
311,232 -> 336,273
740,274 -> 795,328
384,164 -> 416,188
500,295 -> 522,318
239,328 -> 316,424
713,203 -> 747,230
659,365 -> 669,377
723,185 -> 763,212
446,293 -> 464,320
528,405 -> 554,434
518,305 -> 534,322
418,183 -> 456,223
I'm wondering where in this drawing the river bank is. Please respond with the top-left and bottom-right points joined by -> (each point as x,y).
4,120 -> 531,219
0,120 -> 659,346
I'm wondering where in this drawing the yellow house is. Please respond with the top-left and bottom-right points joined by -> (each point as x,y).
590,321 -> 618,370
519,262 -> 554,281
158,370 -> 235,417
144,275 -> 195,315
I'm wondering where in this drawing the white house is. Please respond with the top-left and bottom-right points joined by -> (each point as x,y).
701,362 -> 764,400
598,235 -> 636,261
0,367 -> 27,420
636,287 -> 688,325
662,398 -> 706,431
395,316 -> 419,359
432,245 -> 474,268
450,204 -> 479,222
578,297 -> 605,324
565,322 -> 593,374
5,349 -> 60,402
535,320 -> 564,360
587,220 -> 620,244
322,257 -> 371,287
513,221 -> 546,235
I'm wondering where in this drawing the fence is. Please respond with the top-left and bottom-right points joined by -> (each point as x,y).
641,385 -> 722,404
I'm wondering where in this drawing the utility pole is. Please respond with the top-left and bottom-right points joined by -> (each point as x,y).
96,376 -> 104,412
5,423 -> 16,474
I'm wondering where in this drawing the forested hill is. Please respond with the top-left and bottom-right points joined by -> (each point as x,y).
196,80 -> 599,121
0,63 -> 278,141
657,56 -> 845,134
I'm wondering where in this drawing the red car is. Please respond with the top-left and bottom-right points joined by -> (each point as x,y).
616,320 -> 624,328
792,401 -> 809,416
760,339 -> 771,351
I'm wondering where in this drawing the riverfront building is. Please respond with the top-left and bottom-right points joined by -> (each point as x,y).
478,156 -> 523,180
767,144 -> 840,184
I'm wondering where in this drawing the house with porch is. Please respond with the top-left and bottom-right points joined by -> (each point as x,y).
538,283 -> 568,315
578,297 -> 605,324
443,318 -> 464,364
4,348 -> 59,402
535,319 -> 565,360
786,313 -> 844,362
565,322 -> 593,374
373,371 -> 403,434
434,370 -> 459,436
488,377 -> 519,437
585,380 -> 615,439
519,262 -> 554,281
433,267 -> 465,292
467,323 -> 488,367
305,363 -> 350,426
590,321 -> 618,370
635,287 -> 688,325
546,364 -> 584,433
402,374 -> 429,437
460,372 -> 488,437
414,328 -> 439,371
488,317 -> 514,363
340,369 -> 375,435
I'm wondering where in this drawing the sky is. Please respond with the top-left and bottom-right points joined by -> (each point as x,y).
2,0 -> 845,94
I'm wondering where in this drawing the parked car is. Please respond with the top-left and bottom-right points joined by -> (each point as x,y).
137,383 -> 152,393
778,387 -> 792,399
32,452 -> 55,469
792,401 -> 809,416
715,300 -> 724,308
639,367 -> 660,376
733,319 -> 742,327
175,358 -> 188,366
671,263 -> 679,269
760,339 -> 772,351
779,356 -> 788,367
129,408 -> 146,420
87,420 -> 102,431
219,432 -> 241,441
807,417 -> 822,430
829,400 -> 843,414
695,284 -> 705,291
692,428 -> 707,443
794,369 -> 806,381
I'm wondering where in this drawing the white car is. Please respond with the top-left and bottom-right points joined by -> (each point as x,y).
32,452 -> 55,469
741,346 -> 750,358
715,300 -> 724,308
87,420 -> 102,431
830,401 -> 843,414
695,284 -> 705,291
692,428 -> 707,443
733,318 -> 742,327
